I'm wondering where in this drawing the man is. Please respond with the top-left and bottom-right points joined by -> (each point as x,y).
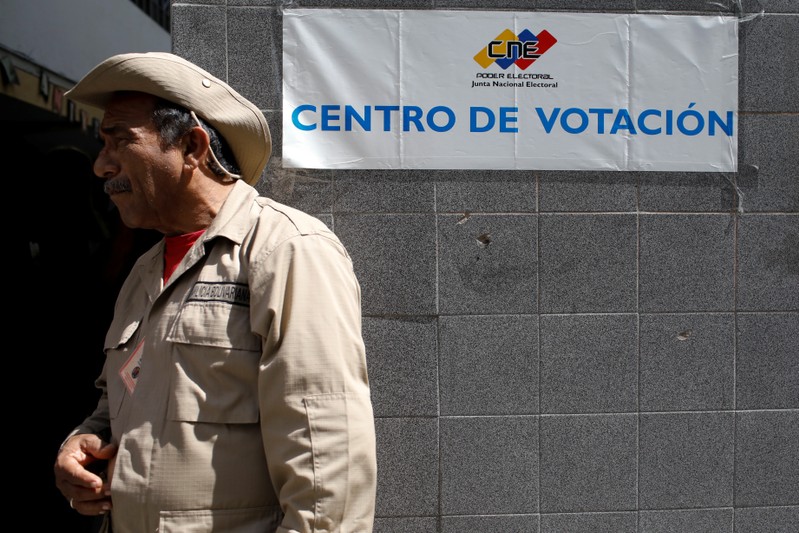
53,52 -> 377,533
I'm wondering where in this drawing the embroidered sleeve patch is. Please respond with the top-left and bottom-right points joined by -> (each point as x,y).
187,282 -> 250,306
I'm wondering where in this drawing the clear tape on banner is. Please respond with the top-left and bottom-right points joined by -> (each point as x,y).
729,0 -> 766,24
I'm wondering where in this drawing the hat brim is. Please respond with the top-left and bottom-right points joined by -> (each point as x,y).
65,52 -> 270,186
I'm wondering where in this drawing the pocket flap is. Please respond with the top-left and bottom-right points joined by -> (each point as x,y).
166,302 -> 260,352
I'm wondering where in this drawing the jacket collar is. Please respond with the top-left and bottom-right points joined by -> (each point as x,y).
200,179 -> 261,246
135,180 -> 262,296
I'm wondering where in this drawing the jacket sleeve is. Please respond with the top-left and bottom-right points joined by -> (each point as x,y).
249,232 -> 377,533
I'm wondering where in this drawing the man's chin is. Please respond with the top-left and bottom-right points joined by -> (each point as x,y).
109,195 -> 127,210
111,201 -> 140,229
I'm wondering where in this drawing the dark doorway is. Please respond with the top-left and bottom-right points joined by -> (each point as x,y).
4,96 -> 159,532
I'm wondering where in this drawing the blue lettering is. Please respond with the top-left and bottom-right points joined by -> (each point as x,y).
375,105 -> 400,131
344,105 -> 371,131
470,106 -> 495,132
560,107 -> 589,134
292,105 -> 317,131
708,110 -> 734,136
536,107 -> 560,133
676,103 -> 704,136
588,108 -> 613,134
610,109 -> 637,135
403,106 -> 425,132
320,105 -> 341,131
427,106 -> 456,132
499,107 -> 518,133
637,109 -> 661,135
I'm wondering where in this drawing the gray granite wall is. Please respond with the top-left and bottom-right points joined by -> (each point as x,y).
171,0 -> 797,531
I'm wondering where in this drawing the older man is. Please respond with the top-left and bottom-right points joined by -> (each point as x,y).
53,52 -> 376,533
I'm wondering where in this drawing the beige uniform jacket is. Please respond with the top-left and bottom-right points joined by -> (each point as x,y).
73,180 -> 376,533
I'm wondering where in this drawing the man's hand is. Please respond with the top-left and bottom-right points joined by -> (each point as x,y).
54,434 -> 117,516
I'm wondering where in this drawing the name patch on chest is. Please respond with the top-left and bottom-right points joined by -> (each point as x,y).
187,282 -> 250,306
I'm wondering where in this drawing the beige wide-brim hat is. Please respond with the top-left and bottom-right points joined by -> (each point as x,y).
65,52 -> 271,186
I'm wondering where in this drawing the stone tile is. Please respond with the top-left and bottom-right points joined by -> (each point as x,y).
539,171 -> 636,213
540,315 -> 637,414
227,0 -> 281,5
266,108 -> 281,153
639,412 -> 735,509
335,214 -> 436,315
260,166 -> 332,215
738,216 -> 799,311
442,514 -> 539,533
540,512 -> 637,533
740,14 -> 799,112
734,506 -> 799,533
438,214 -> 537,314
363,317 -> 438,417
293,0 -> 434,7
374,517 -> 437,533
249,110 -> 282,191
435,0 -> 535,8
332,169 -> 434,213
638,172 -> 736,212
170,4 -> 227,80
636,0 -> 734,11
639,509 -> 732,532
639,214 -> 735,312
375,418 -> 438,516
227,7 -> 281,110
735,410 -> 799,507
441,416 -> 538,515
738,115 -> 799,212
536,0 -> 634,10
314,213 -> 332,230
743,0 -> 799,13
540,414 -> 637,512
736,313 -> 799,409
439,315 -> 538,416
639,313 -> 734,411
435,169 -> 536,214
539,215 -> 637,313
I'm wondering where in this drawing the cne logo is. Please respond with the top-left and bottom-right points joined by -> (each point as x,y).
474,28 -> 557,70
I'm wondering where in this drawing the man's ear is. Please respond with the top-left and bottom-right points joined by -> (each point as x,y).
183,125 -> 211,171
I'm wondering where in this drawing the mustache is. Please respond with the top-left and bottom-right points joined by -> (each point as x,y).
104,178 -> 132,195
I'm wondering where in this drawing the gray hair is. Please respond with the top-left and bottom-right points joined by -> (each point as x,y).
151,98 -> 241,179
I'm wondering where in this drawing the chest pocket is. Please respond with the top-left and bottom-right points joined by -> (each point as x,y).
165,301 -> 262,424
103,318 -> 143,420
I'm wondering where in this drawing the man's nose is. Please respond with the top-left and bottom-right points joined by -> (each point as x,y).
93,148 -> 118,178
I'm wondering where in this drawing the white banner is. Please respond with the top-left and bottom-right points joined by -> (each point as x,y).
282,10 -> 738,172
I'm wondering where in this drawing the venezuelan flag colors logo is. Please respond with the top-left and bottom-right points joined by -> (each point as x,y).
474,28 -> 557,70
